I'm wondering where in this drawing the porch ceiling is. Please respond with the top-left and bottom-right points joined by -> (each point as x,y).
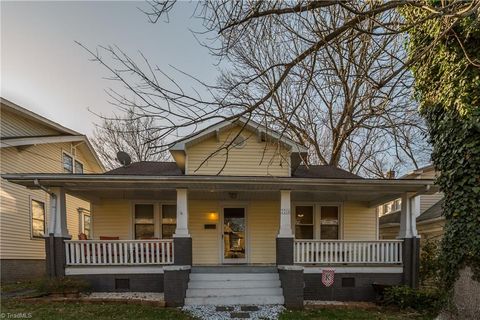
2,173 -> 438,207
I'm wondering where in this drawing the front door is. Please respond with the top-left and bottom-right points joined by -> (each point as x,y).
222,207 -> 246,264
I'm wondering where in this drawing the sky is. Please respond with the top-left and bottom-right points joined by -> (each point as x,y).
1,1 -> 219,137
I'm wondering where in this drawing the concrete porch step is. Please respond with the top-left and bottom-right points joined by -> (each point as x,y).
189,273 -> 279,281
184,295 -> 284,306
187,279 -> 281,289
191,266 -> 277,273
186,287 -> 283,297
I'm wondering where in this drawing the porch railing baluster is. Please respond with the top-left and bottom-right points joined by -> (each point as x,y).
293,239 -> 404,265
63,239 -> 174,266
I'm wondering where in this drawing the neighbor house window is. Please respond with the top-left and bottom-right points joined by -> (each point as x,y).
134,204 -> 155,239
75,160 -> 84,174
161,204 -> 176,239
63,153 -> 73,173
82,214 -> 91,238
320,206 -> 339,239
295,206 -> 314,239
31,199 -> 46,238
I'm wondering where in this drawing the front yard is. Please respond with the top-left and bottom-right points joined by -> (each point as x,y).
1,299 -> 435,320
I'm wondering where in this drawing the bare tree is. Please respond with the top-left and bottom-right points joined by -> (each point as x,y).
79,0 -> 475,176
214,4 -> 430,177
91,106 -> 170,170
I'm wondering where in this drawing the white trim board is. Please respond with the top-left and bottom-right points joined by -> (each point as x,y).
303,266 -> 403,274
65,266 -> 165,275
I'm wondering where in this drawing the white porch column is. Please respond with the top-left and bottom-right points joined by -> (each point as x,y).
398,193 -> 419,238
278,190 -> 293,238
47,187 -> 69,238
174,188 -> 190,237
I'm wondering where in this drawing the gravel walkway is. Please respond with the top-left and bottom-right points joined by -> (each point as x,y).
85,292 -> 164,302
182,305 -> 285,320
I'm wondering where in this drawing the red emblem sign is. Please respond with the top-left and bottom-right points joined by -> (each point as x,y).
322,269 -> 335,287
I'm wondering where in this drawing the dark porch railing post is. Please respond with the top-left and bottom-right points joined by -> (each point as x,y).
402,237 -> 420,288
45,233 -> 70,277
399,193 -> 420,288
44,187 -> 70,278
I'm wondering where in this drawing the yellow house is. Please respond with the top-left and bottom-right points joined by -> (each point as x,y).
378,165 -> 444,241
0,98 -> 104,282
3,116 -> 437,307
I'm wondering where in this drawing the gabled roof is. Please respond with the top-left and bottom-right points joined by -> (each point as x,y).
170,116 -> 308,152
169,116 -> 308,173
1,97 -> 81,136
0,97 -> 105,172
417,199 -> 444,222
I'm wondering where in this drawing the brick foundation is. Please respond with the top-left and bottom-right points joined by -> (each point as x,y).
164,265 -> 190,307
0,259 -> 46,283
304,272 -> 403,301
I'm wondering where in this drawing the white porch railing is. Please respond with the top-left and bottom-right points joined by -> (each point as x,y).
65,240 -> 174,266
294,240 -> 403,264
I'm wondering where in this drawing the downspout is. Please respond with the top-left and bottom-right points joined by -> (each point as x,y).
34,179 -> 57,277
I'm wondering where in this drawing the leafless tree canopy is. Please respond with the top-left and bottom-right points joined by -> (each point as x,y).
92,106 -> 170,170
82,0 -> 478,176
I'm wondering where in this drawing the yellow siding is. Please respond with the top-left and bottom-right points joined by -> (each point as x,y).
1,141 -> 99,259
343,202 -> 377,240
91,200 -> 379,264
379,226 -> 399,240
186,126 -> 290,176
91,199 -> 131,240
190,200 -> 221,265
0,108 -> 60,138
247,201 -> 279,264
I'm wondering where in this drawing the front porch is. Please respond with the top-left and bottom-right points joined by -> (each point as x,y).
3,174 -> 433,306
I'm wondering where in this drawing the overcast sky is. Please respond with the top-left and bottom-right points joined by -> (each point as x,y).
1,1 -> 218,137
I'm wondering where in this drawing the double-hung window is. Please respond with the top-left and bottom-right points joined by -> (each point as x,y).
320,206 -> 340,240
63,153 -> 73,173
63,152 -> 84,173
161,204 -> 176,239
294,206 -> 314,239
31,199 -> 46,238
134,204 -> 155,239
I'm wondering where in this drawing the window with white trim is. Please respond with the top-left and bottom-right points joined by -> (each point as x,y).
294,205 -> 314,239
31,199 -> 46,238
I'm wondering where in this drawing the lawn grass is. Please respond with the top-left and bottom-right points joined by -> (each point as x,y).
1,299 -> 192,320
280,308 -> 436,320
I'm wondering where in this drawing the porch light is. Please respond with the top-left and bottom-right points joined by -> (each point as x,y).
208,212 -> 218,221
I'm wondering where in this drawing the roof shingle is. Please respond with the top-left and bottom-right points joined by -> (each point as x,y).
105,162 -> 362,179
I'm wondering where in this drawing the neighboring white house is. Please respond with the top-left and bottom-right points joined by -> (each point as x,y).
379,165 -> 444,241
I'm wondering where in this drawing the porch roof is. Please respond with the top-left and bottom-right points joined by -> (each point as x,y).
2,173 -> 438,207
